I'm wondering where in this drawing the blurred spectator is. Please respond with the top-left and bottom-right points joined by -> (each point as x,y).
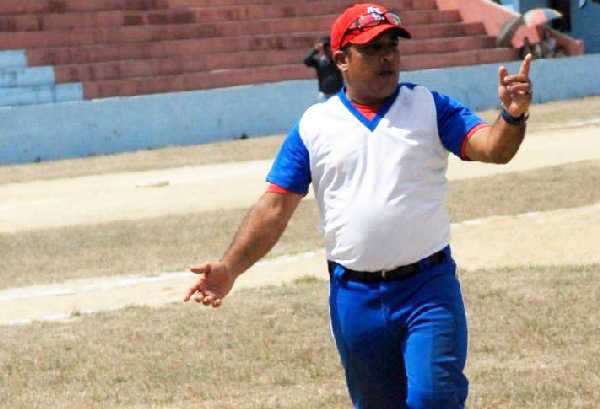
539,27 -> 558,57
519,36 -> 536,59
304,36 -> 343,98
538,27 -> 567,58
520,28 -> 566,60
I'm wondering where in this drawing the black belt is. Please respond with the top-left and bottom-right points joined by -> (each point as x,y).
329,250 -> 446,283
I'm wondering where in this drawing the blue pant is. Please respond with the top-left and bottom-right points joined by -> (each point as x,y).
328,246 -> 468,409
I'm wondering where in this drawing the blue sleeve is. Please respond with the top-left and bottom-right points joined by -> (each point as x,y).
266,123 -> 311,194
432,91 -> 487,158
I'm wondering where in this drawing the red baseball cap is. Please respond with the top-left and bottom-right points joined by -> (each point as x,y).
330,3 -> 411,52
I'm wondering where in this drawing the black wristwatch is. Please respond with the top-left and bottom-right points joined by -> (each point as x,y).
501,109 -> 529,126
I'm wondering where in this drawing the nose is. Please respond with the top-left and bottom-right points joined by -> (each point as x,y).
380,44 -> 397,63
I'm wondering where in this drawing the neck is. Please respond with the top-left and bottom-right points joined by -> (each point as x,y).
345,88 -> 389,107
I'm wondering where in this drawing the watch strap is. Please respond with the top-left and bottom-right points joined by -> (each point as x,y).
501,109 -> 528,125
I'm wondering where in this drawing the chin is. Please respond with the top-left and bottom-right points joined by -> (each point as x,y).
379,79 -> 398,98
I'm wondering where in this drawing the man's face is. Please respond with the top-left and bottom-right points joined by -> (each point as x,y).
338,31 -> 401,103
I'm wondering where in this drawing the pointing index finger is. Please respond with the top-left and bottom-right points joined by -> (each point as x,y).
518,53 -> 532,77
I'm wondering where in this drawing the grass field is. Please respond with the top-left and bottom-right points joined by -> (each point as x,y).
2,265 -> 599,409
2,96 -> 600,409
2,159 -> 599,289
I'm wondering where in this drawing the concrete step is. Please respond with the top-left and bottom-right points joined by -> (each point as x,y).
0,18 -> 484,49
400,35 -> 498,55
400,48 -> 519,71
82,46 -> 518,100
0,66 -> 54,87
169,0 -> 438,9
0,0 -> 438,17
0,50 -> 29,69
26,32 -> 500,67
50,35 -> 505,83
409,21 -> 486,40
25,33 -> 321,66
0,82 -> 82,107
53,49 -> 308,82
0,0 -> 169,16
0,20 -> 328,49
0,8 -> 207,32
0,7 -> 459,32
82,64 -> 313,99
183,3 -> 443,23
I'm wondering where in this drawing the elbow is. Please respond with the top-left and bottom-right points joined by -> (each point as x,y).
491,153 -> 512,164
489,150 -> 517,164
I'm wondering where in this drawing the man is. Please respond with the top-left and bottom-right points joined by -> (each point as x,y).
184,3 -> 533,409
304,36 -> 344,98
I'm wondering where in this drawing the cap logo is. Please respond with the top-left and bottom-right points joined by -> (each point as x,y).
366,6 -> 384,21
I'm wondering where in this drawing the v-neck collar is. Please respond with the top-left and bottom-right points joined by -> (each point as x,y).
337,85 -> 400,132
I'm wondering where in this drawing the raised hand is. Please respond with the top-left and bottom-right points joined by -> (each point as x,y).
498,53 -> 533,117
182,261 -> 237,308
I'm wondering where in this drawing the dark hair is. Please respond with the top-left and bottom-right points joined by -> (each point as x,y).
320,36 -> 331,46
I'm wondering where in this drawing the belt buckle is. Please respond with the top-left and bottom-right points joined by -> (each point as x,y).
380,269 -> 389,280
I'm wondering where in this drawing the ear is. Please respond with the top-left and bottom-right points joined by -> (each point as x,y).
333,49 -> 351,72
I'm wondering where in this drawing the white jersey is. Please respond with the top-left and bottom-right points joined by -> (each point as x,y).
267,83 -> 486,271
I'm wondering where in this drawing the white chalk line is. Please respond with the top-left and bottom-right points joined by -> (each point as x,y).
2,204 -> 598,326
537,117 -> 600,130
2,205 -> 597,303
0,251 -> 319,303
452,202 -> 600,228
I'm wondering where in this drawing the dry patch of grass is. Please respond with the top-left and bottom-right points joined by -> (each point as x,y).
1,264 -> 599,409
0,280 -> 348,409
448,159 -> 600,222
2,159 -> 600,290
465,264 -> 600,409
477,95 -> 600,130
0,200 -> 322,289
1,96 -> 598,185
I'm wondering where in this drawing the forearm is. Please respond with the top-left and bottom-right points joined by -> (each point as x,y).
468,113 -> 526,164
220,193 -> 298,277
486,113 -> 526,164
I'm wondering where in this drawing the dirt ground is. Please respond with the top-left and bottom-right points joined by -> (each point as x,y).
1,120 -> 600,326
2,124 -> 598,233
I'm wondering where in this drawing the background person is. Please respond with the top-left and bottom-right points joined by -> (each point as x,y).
183,3 -> 533,409
538,26 -> 562,58
303,36 -> 344,98
519,36 -> 536,59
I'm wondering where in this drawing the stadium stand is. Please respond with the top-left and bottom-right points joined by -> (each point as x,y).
0,0 -> 520,106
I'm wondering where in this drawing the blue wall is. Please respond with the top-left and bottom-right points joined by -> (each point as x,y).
1,54 -> 600,165
570,0 -> 600,53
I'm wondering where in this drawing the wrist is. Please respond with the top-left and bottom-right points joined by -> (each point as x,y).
219,258 -> 243,278
501,108 -> 529,126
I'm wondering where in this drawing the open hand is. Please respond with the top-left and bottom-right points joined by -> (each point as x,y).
183,262 -> 237,308
498,53 -> 533,117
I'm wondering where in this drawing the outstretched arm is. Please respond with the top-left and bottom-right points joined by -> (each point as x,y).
183,191 -> 303,307
465,54 -> 533,164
